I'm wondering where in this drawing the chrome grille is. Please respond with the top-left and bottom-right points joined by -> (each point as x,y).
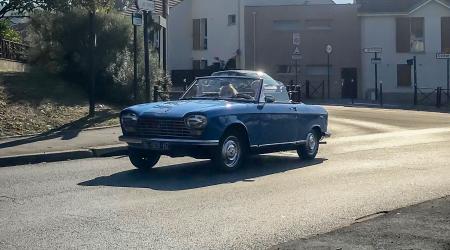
136,118 -> 193,138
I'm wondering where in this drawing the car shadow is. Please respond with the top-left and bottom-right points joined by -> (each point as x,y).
78,155 -> 327,191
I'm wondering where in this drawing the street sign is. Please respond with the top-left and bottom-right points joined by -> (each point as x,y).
325,44 -> 333,54
132,12 -> 143,26
363,47 -> 382,53
371,57 -> 382,64
136,0 -> 154,11
436,53 -> 450,59
292,46 -> 301,60
293,33 -> 301,46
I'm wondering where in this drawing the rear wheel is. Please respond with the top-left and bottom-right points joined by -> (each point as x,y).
213,133 -> 247,172
128,149 -> 161,171
297,130 -> 320,160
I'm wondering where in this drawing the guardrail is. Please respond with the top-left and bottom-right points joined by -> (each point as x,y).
0,39 -> 28,62
414,86 -> 450,108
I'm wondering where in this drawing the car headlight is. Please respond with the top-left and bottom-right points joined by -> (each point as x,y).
121,113 -> 138,132
185,115 -> 207,129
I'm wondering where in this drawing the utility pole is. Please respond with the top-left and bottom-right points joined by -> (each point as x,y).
162,0 -> 168,74
325,45 -> 333,99
143,11 -> 150,102
88,11 -> 96,117
133,25 -> 138,102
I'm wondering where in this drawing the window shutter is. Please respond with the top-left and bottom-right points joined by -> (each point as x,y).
396,18 -> 410,53
397,64 -> 412,87
442,17 -> 450,53
193,19 -> 200,50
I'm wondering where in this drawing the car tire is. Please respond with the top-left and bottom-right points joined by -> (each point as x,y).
213,133 -> 247,172
297,130 -> 320,160
128,149 -> 161,171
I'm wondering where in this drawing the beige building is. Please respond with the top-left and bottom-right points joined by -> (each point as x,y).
244,4 -> 361,99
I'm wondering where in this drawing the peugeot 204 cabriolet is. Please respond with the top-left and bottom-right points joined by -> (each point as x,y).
119,75 -> 330,172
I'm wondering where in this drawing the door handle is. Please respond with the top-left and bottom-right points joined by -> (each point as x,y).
289,107 -> 297,111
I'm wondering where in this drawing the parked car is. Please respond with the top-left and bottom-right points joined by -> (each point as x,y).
119,74 -> 330,172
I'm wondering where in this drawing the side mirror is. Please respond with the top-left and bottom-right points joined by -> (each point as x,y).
264,95 -> 275,103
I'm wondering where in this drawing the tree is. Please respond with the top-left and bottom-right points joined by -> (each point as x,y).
70,0 -> 115,116
0,0 -> 68,19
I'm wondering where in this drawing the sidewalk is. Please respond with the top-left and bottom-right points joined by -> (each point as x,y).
0,126 -> 126,167
271,196 -> 450,250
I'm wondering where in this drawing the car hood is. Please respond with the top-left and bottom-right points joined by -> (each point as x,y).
123,99 -> 244,118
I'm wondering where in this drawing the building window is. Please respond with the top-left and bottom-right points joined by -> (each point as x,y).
306,19 -> 331,30
442,17 -> 450,53
193,60 -> 208,70
193,18 -> 207,50
306,65 -> 329,76
396,17 -> 425,53
228,14 -> 236,26
397,64 -> 412,87
273,20 -> 301,31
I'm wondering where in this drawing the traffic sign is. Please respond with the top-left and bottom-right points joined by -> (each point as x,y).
136,0 -> 154,11
132,12 -> 143,26
326,44 -> 333,54
436,53 -> 450,59
371,57 -> 382,64
293,33 -> 301,46
363,47 -> 382,53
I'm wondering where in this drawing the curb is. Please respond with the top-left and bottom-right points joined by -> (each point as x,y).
0,144 -> 128,168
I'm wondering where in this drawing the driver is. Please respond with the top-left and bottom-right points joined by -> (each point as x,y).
219,82 -> 238,98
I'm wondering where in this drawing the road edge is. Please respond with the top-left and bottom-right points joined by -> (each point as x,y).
0,144 -> 128,167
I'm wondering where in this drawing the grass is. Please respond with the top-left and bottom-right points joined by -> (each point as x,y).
0,70 -> 120,137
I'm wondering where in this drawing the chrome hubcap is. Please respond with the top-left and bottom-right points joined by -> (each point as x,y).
222,138 -> 240,168
307,133 -> 317,153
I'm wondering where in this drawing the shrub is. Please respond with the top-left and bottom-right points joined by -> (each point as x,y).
27,9 -> 171,104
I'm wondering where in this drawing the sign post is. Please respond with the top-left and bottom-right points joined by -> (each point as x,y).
363,47 -> 382,101
326,45 -> 332,99
137,0 -> 155,102
437,53 -> 450,101
292,46 -> 302,85
132,12 -> 143,102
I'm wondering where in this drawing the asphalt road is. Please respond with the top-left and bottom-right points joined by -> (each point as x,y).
1,106 -> 450,249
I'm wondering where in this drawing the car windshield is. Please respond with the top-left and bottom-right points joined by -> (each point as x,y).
182,77 -> 262,102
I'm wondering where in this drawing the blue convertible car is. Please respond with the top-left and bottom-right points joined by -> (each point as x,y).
119,73 -> 330,171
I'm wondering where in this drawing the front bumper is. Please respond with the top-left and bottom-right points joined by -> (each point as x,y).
322,131 -> 332,138
119,136 -> 219,146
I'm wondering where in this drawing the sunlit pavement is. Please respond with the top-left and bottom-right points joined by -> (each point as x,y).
1,106 -> 450,249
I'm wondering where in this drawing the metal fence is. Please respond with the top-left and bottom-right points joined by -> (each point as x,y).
0,39 -> 28,62
414,86 -> 450,108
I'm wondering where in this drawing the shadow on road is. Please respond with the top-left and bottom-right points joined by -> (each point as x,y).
78,155 -> 327,191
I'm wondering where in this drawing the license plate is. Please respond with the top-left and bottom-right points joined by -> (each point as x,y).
149,141 -> 170,151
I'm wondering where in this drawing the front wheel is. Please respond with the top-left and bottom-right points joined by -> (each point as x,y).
297,130 -> 320,160
213,134 -> 246,172
128,149 -> 161,171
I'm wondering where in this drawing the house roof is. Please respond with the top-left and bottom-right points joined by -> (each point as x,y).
357,0 -> 450,14
124,0 -> 183,16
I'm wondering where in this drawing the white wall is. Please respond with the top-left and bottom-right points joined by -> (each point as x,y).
191,0 -> 240,67
361,1 -> 450,98
168,0 -> 193,70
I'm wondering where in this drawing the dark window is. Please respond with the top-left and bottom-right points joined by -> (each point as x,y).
193,18 -> 207,50
442,17 -> 450,53
397,64 -> 412,87
193,60 -> 208,70
228,14 -> 236,26
396,17 -> 425,53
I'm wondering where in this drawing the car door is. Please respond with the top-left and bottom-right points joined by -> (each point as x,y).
257,84 -> 299,146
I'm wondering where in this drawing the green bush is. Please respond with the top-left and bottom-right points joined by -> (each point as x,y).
27,9 -> 171,104
0,20 -> 21,42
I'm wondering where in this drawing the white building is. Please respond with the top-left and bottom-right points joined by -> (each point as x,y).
359,0 -> 450,103
168,0 -> 334,72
